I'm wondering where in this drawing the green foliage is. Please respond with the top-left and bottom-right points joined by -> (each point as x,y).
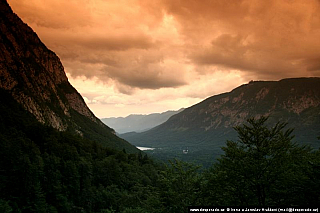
158,159 -> 203,212
0,124 -> 161,212
0,90 -> 161,212
204,116 -> 319,206
1,91 -> 319,211
0,199 -> 13,213
68,108 -> 138,154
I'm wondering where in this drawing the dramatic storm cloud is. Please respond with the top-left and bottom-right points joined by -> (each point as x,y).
8,0 -> 320,117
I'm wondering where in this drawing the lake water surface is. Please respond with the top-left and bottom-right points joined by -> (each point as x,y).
137,146 -> 155,151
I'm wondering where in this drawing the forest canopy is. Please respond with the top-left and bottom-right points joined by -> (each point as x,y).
1,99 -> 319,213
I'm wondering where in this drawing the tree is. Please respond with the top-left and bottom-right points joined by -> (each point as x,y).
158,159 -> 203,212
206,116 -> 311,206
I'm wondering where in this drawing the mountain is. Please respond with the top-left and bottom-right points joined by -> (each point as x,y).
101,109 -> 184,134
0,0 -> 137,153
0,2 -> 169,211
121,78 -> 320,166
1,1 -> 319,210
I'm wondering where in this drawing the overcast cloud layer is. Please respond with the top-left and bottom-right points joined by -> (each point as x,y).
8,0 -> 320,117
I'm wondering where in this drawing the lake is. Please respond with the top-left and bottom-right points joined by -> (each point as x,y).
136,146 -> 155,151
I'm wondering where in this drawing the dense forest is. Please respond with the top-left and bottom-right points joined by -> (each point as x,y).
1,89 -> 319,212
1,0 -> 319,211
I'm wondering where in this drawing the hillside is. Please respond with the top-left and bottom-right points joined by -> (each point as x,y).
1,0 -> 320,210
0,1 -> 164,211
101,109 -> 184,134
121,78 -> 320,166
0,0 -> 137,153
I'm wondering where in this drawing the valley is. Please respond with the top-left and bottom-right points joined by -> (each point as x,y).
121,78 -> 320,166
1,0 -> 320,211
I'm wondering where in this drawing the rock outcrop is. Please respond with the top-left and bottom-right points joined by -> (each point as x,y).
0,0 -> 98,131
0,0 -> 138,152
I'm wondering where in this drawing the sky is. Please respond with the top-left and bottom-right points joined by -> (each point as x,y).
7,0 -> 320,118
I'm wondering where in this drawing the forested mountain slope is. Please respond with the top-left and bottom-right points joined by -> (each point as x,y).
0,0 -> 161,211
122,78 -> 320,166
0,88 -> 163,212
1,0 -> 320,210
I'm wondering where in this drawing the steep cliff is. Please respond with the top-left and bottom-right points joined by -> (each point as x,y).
0,0 -> 137,152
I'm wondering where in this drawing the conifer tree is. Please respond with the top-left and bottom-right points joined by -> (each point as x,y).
207,116 -> 311,206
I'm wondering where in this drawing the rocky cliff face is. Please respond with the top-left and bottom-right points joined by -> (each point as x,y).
179,78 -> 320,131
0,0 -> 138,152
0,0 -> 99,131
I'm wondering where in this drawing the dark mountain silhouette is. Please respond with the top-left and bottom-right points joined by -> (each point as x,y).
121,78 -> 320,166
0,0 -> 137,153
101,109 -> 184,134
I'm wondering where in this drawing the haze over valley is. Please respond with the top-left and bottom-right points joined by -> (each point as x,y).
101,109 -> 184,134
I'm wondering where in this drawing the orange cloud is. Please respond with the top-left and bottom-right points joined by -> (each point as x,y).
162,0 -> 320,78
7,0 -> 320,117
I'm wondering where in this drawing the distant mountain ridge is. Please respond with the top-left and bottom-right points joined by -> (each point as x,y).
101,109 -> 184,134
121,78 -> 320,166
0,0 -> 137,152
